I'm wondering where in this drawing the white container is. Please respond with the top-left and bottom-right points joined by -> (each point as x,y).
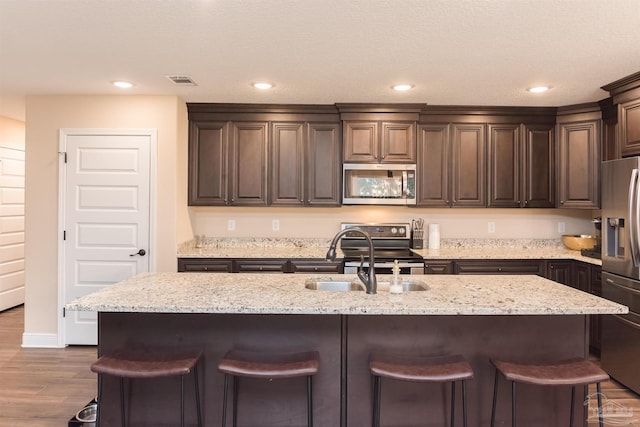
428,223 -> 440,250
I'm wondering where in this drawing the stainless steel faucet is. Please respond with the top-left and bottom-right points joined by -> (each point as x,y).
326,227 -> 377,294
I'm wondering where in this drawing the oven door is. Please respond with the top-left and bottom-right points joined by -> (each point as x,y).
344,261 -> 424,275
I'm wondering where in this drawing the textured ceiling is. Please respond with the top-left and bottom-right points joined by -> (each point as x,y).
1,0 -> 640,121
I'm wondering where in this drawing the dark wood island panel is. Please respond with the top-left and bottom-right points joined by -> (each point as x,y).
96,312 -> 588,427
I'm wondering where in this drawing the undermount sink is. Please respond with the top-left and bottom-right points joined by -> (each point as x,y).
304,278 -> 428,292
304,279 -> 365,292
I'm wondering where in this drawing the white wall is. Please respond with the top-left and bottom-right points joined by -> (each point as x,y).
189,206 -> 595,240
23,95 -> 186,345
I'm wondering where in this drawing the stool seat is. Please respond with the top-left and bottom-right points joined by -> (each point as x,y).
218,349 -> 319,379
91,348 -> 202,378
218,349 -> 320,427
91,347 -> 203,427
492,357 -> 609,386
370,353 -> 474,383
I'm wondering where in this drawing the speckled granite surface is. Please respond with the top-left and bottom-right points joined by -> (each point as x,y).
178,238 -> 601,265
66,272 -> 625,316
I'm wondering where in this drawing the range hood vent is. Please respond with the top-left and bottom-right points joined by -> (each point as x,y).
165,75 -> 198,86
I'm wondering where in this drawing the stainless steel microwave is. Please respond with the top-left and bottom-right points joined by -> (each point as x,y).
342,163 -> 416,205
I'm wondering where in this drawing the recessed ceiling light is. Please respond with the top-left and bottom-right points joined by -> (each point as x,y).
527,86 -> 550,93
112,81 -> 134,89
392,84 -> 414,91
253,82 -> 273,90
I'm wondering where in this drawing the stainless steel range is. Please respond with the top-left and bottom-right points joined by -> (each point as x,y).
339,222 -> 424,275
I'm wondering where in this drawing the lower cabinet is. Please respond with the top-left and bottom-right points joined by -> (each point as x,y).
177,258 -> 342,274
454,260 -> 543,275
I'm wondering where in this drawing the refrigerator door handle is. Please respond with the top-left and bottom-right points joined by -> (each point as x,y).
612,314 -> 640,331
605,277 -> 640,296
629,169 -> 640,266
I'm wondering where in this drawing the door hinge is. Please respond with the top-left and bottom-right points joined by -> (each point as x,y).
58,151 -> 67,163
63,230 -> 66,240
63,307 -> 66,317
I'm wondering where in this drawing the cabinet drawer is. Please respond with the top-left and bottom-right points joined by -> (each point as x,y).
289,260 -> 343,274
454,260 -> 543,275
424,260 -> 452,274
177,258 -> 233,273
234,259 -> 289,273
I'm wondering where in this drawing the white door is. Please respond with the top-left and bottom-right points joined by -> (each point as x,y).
59,129 -> 155,345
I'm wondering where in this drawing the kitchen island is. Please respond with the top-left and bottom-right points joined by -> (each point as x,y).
67,273 -> 626,427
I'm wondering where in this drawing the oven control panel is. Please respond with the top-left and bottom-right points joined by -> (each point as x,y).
340,223 -> 410,239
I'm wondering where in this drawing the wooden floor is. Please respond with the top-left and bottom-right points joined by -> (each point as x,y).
1,305 -> 639,426
0,305 -> 97,427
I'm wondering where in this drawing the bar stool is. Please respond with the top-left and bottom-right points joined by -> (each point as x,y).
90,347 -> 203,427
218,349 -> 320,427
490,357 -> 609,427
369,353 -> 474,427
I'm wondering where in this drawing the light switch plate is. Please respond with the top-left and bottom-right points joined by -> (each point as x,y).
228,219 -> 236,231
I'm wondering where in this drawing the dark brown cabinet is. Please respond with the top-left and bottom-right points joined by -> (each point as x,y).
544,260 -> 573,285
270,122 -> 341,206
188,104 -> 342,207
416,123 -> 486,207
556,109 -> 601,209
289,259 -> 343,274
589,265 -> 602,355
486,122 -> 555,208
620,99 -> 640,157
177,258 -> 233,273
178,258 -> 343,274
343,120 -> 416,163
424,260 -> 453,274
234,259 -> 289,273
454,260 -> 543,275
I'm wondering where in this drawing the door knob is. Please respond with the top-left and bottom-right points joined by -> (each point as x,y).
130,249 -> 146,257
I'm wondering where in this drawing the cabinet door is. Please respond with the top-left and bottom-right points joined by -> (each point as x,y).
590,265 -> 602,354
177,258 -> 233,273
416,124 -> 450,207
380,122 -> 416,163
523,124 -> 555,208
451,124 -> 486,207
557,120 -> 600,208
290,259 -> 343,273
188,121 -> 228,205
343,121 -> 378,162
487,124 -> 520,208
307,123 -> 342,206
573,261 -> 591,292
545,260 -> 573,285
271,122 -> 304,206
229,122 -> 268,206
424,260 -> 453,274
620,100 -> 640,157
454,260 -> 543,275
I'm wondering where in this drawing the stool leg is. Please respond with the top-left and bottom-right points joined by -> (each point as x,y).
180,375 -> 185,427
193,366 -> 202,427
120,377 -> 126,427
491,370 -> 499,427
511,381 -> 516,427
232,376 -> 239,427
597,382 -> 604,427
372,376 -> 381,427
462,380 -> 468,427
450,381 -> 455,427
307,375 -> 313,427
96,374 -> 102,427
221,374 -> 229,427
569,386 -> 575,427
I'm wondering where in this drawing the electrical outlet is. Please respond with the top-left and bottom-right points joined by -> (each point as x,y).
272,219 -> 280,231
488,222 -> 496,233
227,219 -> 236,231
558,222 -> 566,233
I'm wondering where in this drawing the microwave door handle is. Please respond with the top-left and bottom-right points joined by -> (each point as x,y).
402,170 -> 408,196
630,169 -> 640,266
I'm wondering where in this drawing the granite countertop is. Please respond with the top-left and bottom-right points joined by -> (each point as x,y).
177,238 -> 602,265
66,272 -> 625,316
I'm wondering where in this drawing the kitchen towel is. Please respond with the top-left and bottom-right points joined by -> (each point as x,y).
428,223 -> 440,250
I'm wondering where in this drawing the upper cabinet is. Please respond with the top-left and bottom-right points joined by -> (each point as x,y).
337,104 -> 423,164
416,122 -> 486,207
556,105 -> 601,209
188,104 -> 342,207
601,71 -> 640,158
487,122 -> 555,208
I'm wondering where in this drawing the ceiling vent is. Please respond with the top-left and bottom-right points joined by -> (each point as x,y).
165,75 -> 198,86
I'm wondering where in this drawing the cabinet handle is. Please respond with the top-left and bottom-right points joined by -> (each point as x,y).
560,200 -> 564,205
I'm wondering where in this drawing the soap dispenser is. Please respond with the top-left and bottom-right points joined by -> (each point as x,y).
389,259 -> 403,294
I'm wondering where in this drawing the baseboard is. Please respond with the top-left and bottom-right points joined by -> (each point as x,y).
21,332 -> 62,348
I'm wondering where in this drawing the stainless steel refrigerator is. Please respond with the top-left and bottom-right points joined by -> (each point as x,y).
601,157 -> 640,394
